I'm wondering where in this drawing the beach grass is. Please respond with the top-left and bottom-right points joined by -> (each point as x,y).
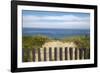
61,35 -> 90,49
22,35 -> 52,49
22,35 -> 90,49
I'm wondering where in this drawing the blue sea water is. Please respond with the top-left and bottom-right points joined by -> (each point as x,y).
22,28 -> 90,38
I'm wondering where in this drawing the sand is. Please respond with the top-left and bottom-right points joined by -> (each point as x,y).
42,40 -> 77,48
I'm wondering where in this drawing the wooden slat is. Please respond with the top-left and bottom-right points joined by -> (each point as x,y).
22,48 -> 24,62
54,47 -> 57,61
38,48 -> 41,61
75,48 -> 78,60
79,48 -> 83,59
84,48 -> 90,59
49,47 -> 52,61
44,47 -> 46,61
69,47 -> 73,60
65,47 -> 68,60
59,47 -> 63,60
32,48 -> 35,62
87,49 -> 90,59
27,49 -> 31,62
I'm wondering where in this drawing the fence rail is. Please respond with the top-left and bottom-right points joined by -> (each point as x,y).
22,47 -> 90,62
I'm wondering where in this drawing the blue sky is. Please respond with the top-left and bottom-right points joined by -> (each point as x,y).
22,10 -> 90,29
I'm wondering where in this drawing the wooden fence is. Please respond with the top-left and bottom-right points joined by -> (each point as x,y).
22,47 -> 90,62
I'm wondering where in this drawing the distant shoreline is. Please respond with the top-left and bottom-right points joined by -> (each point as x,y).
22,28 -> 90,39
22,27 -> 90,30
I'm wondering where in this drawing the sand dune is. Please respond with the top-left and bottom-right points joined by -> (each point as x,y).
42,41 -> 76,48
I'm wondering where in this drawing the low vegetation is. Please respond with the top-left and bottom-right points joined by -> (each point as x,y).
22,35 -> 52,49
61,35 -> 90,49
22,35 -> 90,49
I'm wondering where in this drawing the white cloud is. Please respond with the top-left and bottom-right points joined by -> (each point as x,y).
23,15 -> 90,29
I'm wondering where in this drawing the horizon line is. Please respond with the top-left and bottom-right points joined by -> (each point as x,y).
22,27 -> 90,30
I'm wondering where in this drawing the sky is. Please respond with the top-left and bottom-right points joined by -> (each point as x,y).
22,10 -> 90,29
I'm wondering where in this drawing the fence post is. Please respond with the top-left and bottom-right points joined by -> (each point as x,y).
25,48 -> 29,62
44,47 -> 46,61
59,47 -> 63,60
46,48 -> 49,61
84,48 -> 87,59
38,48 -> 41,61
22,48 -> 24,62
73,48 -> 75,60
26,48 -> 31,62
49,47 -> 52,61
69,47 -> 73,60
32,48 -> 35,62
40,48 -> 44,61
65,47 -> 68,60
22,48 -> 28,62
75,48 -> 78,60
62,47 -> 65,60
57,47 -> 60,61
87,49 -> 90,59
82,48 -> 85,59
83,48 -> 86,59
84,48 -> 90,59
54,47 -> 57,61
79,48 -> 84,60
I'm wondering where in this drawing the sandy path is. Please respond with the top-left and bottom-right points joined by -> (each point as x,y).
42,40 -> 77,48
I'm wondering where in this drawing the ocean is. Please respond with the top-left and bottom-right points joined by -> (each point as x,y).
22,28 -> 90,38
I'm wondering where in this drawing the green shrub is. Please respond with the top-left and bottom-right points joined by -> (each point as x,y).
61,35 -> 90,49
22,35 -> 90,49
22,35 -> 51,49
